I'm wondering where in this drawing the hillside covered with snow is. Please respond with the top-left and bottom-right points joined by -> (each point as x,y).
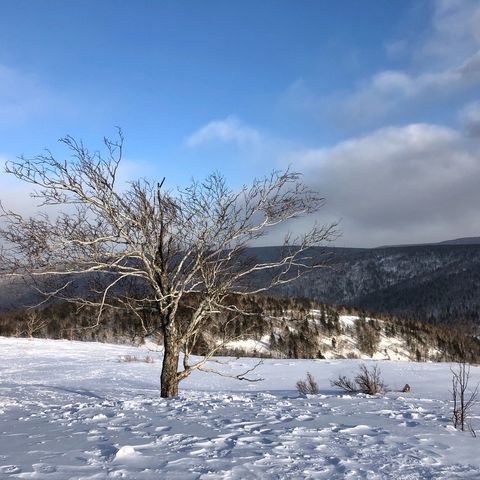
222,312 -> 443,362
1,337 -> 480,479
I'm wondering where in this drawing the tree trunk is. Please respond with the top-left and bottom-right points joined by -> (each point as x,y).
160,331 -> 180,398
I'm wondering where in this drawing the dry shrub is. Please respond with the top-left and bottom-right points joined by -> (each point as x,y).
144,354 -> 154,364
119,354 -> 139,362
118,354 -> 155,363
296,372 -> 319,395
331,363 -> 387,395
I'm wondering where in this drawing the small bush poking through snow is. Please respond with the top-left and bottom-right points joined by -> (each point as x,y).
118,354 -> 155,363
331,363 -> 387,395
296,372 -> 319,395
144,354 -> 154,364
119,355 -> 139,362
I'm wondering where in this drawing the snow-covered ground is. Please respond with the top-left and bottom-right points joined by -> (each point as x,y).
1,337 -> 480,479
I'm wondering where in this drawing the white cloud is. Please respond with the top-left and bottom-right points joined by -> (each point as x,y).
186,116 -> 261,148
274,1 -> 480,246
284,123 -> 480,246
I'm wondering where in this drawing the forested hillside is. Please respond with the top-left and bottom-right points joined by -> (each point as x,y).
250,244 -> 480,326
1,294 -> 479,363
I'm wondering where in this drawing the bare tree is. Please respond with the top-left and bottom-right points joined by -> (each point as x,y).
0,130 -> 337,397
451,362 -> 479,434
23,309 -> 48,338
12,308 -> 48,338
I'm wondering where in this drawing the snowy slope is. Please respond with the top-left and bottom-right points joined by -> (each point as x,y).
1,337 -> 480,479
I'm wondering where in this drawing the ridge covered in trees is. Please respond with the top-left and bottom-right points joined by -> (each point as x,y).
2,293 -> 479,364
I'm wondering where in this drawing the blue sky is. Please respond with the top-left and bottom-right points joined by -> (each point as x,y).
1,0 -> 480,246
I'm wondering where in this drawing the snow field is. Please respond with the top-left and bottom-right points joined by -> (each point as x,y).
1,337 -> 480,479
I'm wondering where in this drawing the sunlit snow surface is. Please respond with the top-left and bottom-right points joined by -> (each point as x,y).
1,337 -> 480,479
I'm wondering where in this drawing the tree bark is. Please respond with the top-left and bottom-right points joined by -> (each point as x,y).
160,330 -> 180,398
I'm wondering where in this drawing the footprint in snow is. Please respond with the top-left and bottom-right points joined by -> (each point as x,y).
0,465 -> 22,474
97,443 -> 120,461
32,463 -> 57,474
401,420 -> 420,427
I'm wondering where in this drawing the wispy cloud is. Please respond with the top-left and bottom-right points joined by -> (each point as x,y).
340,1 -> 480,122
186,116 -> 261,148
460,100 -> 480,137
282,1 -> 480,128
419,0 -> 480,65
0,64 -> 55,124
339,50 -> 480,121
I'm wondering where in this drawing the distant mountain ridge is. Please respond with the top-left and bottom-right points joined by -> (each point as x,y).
1,237 -> 480,327
377,236 -> 480,248
437,237 -> 480,245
